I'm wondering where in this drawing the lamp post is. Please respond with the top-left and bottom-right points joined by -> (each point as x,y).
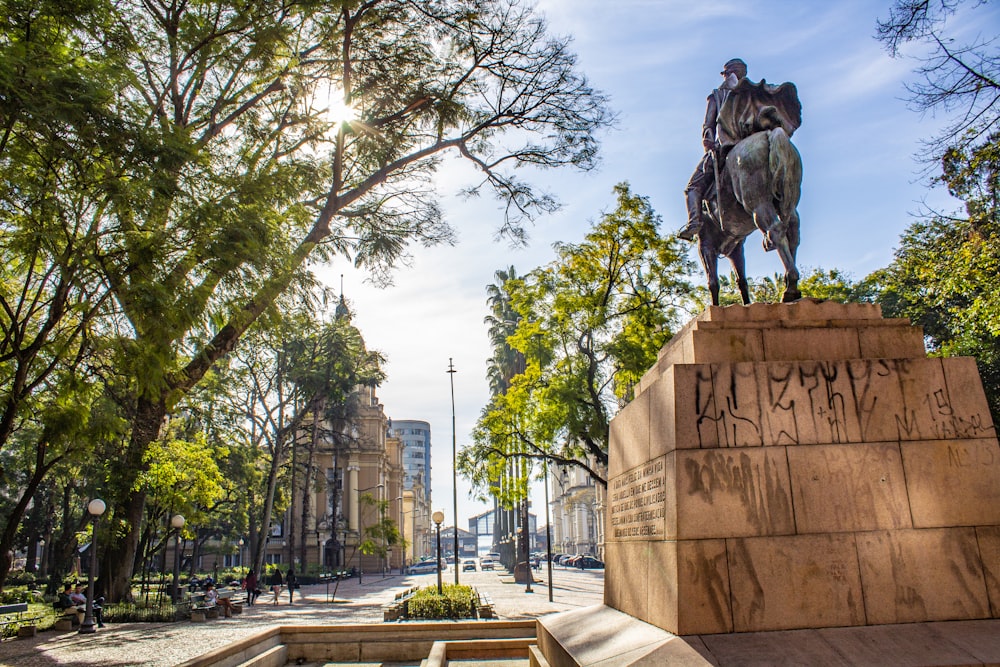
447,358 -> 459,584
79,498 -> 106,634
238,538 -> 245,569
544,460 -> 554,602
170,514 -> 185,604
356,483 -> 384,586
432,510 -> 444,594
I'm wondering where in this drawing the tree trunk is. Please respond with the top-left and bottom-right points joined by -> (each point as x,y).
100,396 -> 166,602
0,437 -> 61,591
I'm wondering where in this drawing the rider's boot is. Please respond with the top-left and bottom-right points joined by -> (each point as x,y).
678,190 -> 702,241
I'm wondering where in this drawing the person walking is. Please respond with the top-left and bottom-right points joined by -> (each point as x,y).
286,567 -> 297,604
268,566 -> 283,605
244,569 -> 258,606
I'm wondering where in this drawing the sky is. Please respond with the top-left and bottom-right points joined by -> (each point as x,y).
315,0 -> 999,531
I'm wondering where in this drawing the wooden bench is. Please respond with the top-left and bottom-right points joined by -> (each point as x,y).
476,592 -> 495,620
383,587 -> 420,621
0,602 -> 46,638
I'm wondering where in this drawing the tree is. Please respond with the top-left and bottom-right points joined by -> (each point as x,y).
872,0 -> 1000,424
876,0 -> 999,163
12,0 -> 613,600
866,140 -> 1000,423
461,183 -> 696,495
710,268 -> 875,306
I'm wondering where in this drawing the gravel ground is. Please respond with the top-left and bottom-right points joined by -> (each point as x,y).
0,566 -> 604,667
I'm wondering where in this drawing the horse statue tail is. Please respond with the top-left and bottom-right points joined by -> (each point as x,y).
766,126 -> 802,218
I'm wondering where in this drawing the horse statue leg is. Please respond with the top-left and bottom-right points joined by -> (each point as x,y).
726,242 -> 750,305
775,208 -> 801,302
698,235 -> 722,306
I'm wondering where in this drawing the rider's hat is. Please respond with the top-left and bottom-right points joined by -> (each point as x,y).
723,58 -> 747,74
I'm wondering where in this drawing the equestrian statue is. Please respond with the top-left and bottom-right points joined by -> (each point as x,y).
678,58 -> 803,306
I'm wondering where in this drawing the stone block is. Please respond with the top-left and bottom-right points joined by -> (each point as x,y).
54,618 -> 75,631
656,329 -> 696,371
649,365 -> 704,454
608,456 -> 670,542
707,363 -> 765,447
755,359 -> 906,446
604,541 -> 649,621
690,329 -> 765,364
858,324 -> 925,359
537,605 -> 712,667
609,389 -> 650,479
894,357 -> 967,441
190,610 -> 206,622
856,527 -> 990,624
675,447 -> 794,540
787,442 -> 911,533
701,629 -> 853,666
762,327 -> 860,362
942,356 -> 998,437
727,533 -> 866,632
17,625 -> 37,638
976,526 -> 1000,615
899,438 -> 1000,527
816,622 -> 984,666
646,540 -> 732,636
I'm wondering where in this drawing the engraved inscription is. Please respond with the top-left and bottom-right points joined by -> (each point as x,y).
609,457 -> 667,540
691,359 -> 995,448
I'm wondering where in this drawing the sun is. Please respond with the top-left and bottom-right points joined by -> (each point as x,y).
322,86 -> 358,125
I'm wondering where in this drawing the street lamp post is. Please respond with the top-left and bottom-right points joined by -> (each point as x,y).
432,511 -> 444,595
447,359 -> 459,584
544,460 -> 554,602
170,514 -> 186,604
79,498 -> 106,634
356,483 -> 384,586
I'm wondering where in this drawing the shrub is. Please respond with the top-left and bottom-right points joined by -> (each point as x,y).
0,588 -> 39,604
102,601 -> 178,623
406,584 -> 476,620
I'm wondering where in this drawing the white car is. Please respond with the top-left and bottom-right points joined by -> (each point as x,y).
407,560 -> 440,574
480,558 -> 495,571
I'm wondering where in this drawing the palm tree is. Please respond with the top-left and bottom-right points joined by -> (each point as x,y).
484,266 -> 525,396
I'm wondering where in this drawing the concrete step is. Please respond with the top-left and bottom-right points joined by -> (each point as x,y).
234,644 -> 286,667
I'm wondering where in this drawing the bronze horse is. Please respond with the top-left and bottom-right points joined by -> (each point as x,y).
697,115 -> 803,306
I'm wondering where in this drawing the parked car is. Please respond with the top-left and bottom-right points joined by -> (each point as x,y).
480,558 -> 495,571
486,552 -> 501,561
462,559 -> 477,572
407,559 -> 440,574
556,554 -> 575,566
575,556 -> 605,569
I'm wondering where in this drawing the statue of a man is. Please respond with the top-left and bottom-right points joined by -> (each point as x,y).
678,58 -> 748,241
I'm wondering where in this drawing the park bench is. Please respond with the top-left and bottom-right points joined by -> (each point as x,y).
189,592 -> 216,622
476,592 -> 495,619
0,602 -> 45,638
382,587 -> 420,621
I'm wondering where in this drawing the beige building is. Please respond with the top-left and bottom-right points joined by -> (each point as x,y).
284,382 -> 407,576
549,461 -> 605,559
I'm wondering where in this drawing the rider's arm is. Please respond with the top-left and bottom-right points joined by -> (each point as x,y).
702,92 -> 718,150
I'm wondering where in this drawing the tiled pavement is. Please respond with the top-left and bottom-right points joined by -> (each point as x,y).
0,566 -> 604,666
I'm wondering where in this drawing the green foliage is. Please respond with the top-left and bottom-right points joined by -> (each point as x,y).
407,584 -> 477,619
462,183 -> 696,495
867,130 -> 1000,423
0,0 -> 613,596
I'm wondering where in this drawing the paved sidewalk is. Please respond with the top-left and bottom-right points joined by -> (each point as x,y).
0,566 -> 603,667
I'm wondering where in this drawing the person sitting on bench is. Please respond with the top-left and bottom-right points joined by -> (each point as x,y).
204,583 -> 232,618
73,583 -> 105,628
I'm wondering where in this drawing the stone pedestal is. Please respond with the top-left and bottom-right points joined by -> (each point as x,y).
603,300 -> 999,635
